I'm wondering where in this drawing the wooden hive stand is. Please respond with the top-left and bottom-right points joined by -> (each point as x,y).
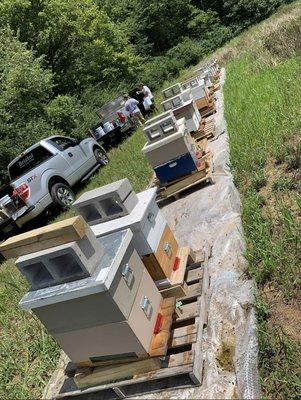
193,114 -> 216,142
155,151 -> 214,203
44,245 -> 211,400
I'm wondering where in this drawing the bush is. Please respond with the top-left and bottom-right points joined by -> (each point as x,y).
166,38 -> 203,69
46,95 -> 79,133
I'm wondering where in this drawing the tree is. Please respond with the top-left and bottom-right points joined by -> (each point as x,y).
0,28 -> 54,184
35,0 -> 141,93
101,0 -> 194,54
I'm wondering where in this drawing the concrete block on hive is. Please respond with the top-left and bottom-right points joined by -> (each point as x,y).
16,228 -> 103,290
161,89 -> 192,112
73,178 -> 138,225
161,83 -> 182,99
143,111 -> 178,143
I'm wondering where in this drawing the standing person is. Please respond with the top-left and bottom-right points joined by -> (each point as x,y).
123,94 -> 146,126
139,83 -> 156,111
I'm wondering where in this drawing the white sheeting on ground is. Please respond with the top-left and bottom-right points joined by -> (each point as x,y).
133,69 -> 261,399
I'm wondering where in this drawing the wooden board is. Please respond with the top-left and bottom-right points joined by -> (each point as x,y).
193,117 -> 215,141
74,357 -> 161,389
148,297 -> 176,357
142,224 -> 179,281
157,247 -> 195,298
0,216 -> 89,259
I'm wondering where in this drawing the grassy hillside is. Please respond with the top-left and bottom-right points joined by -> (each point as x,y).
0,1 -> 300,398
223,2 -> 301,397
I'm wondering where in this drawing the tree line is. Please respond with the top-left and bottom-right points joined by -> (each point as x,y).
0,0 -> 290,185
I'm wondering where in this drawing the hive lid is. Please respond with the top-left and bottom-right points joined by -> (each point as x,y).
19,229 -> 133,310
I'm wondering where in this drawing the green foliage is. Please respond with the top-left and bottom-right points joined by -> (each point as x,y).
46,95 -> 79,133
36,0 -> 140,93
0,28 -> 54,184
223,0 -> 286,31
272,177 -> 298,191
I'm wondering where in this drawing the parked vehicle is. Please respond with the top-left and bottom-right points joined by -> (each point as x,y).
0,135 -> 109,233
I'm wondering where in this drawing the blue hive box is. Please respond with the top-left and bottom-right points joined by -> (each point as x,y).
154,152 -> 198,185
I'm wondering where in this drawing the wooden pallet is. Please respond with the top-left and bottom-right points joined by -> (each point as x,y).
156,152 -> 214,202
49,247 -> 211,399
199,100 -> 216,118
193,115 -> 216,141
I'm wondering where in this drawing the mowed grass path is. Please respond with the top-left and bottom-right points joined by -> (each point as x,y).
224,13 -> 301,398
0,129 -> 152,399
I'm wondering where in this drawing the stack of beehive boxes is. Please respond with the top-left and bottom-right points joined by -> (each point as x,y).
181,76 -> 212,111
141,112 -> 200,185
161,87 -> 202,133
73,179 -> 179,282
0,199 -> 171,366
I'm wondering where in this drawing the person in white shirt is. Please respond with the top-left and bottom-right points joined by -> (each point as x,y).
123,94 -> 146,126
140,83 -> 156,111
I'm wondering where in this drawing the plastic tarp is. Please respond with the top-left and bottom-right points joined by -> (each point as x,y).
133,69 -> 261,399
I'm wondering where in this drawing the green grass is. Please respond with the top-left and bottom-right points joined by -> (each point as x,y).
224,7 -> 301,398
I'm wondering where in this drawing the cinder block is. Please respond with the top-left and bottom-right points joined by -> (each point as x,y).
161,83 -> 182,99
161,89 -> 192,112
143,111 -> 178,143
182,78 -> 207,102
73,179 -> 138,225
16,229 -> 103,290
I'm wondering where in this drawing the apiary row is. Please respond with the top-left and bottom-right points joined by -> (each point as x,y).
142,60 -> 218,185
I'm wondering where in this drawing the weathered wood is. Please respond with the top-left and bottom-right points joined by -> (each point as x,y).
175,301 -> 200,322
170,324 -> 198,348
148,297 -> 176,357
0,216 -> 89,259
187,268 -> 204,284
160,282 -> 188,299
74,357 -> 161,389
167,350 -> 194,368
190,263 -> 210,385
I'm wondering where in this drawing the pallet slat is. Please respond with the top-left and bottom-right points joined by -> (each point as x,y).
74,357 -> 161,389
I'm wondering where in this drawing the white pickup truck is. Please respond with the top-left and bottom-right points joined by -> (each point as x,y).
0,135 -> 108,234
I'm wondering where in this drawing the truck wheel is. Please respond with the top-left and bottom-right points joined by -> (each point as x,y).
94,148 -> 109,166
50,183 -> 75,210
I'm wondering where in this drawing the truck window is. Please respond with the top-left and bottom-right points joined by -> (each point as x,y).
49,137 -> 75,151
9,146 -> 53,180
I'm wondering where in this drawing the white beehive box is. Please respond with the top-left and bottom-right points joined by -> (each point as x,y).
91,188 -> 166,256
142,119 -> 197,168
19,229 -> 162,364
172,99 -> 201,133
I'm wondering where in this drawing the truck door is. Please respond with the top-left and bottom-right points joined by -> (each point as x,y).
48,137 -> 87,184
